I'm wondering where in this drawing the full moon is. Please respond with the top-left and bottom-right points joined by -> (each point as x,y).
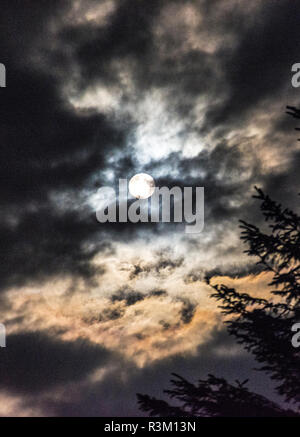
129,173 -> 155,199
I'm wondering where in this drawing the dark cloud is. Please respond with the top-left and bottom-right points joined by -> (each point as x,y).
0,207 -> 104,290
82,288 -> 168,324
22,327 -> 281,416
184,263 -> 264,284
70,0 -> 163,86
127,251 -> 184,280
178,298 -> 197,324
59,0 -> 210,95
148,289 -> 167,298
205,1 -> 300,128
110,286 -> 168,308
0,1 -> 129,291
158,297 -> 197,328
0,331 -> 115,394
111,287 -> 145,306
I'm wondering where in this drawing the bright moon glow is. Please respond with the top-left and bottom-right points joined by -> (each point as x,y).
129,173 -> 155,199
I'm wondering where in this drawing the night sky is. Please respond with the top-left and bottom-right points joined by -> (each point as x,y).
0,0 -> 300,416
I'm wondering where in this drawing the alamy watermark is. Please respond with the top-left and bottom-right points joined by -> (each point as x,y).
0,63 -> 6,88
95,175 -> 204,234
291,63 -> 300,88
291,323 -> 300,348
0,324 -> 6,348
